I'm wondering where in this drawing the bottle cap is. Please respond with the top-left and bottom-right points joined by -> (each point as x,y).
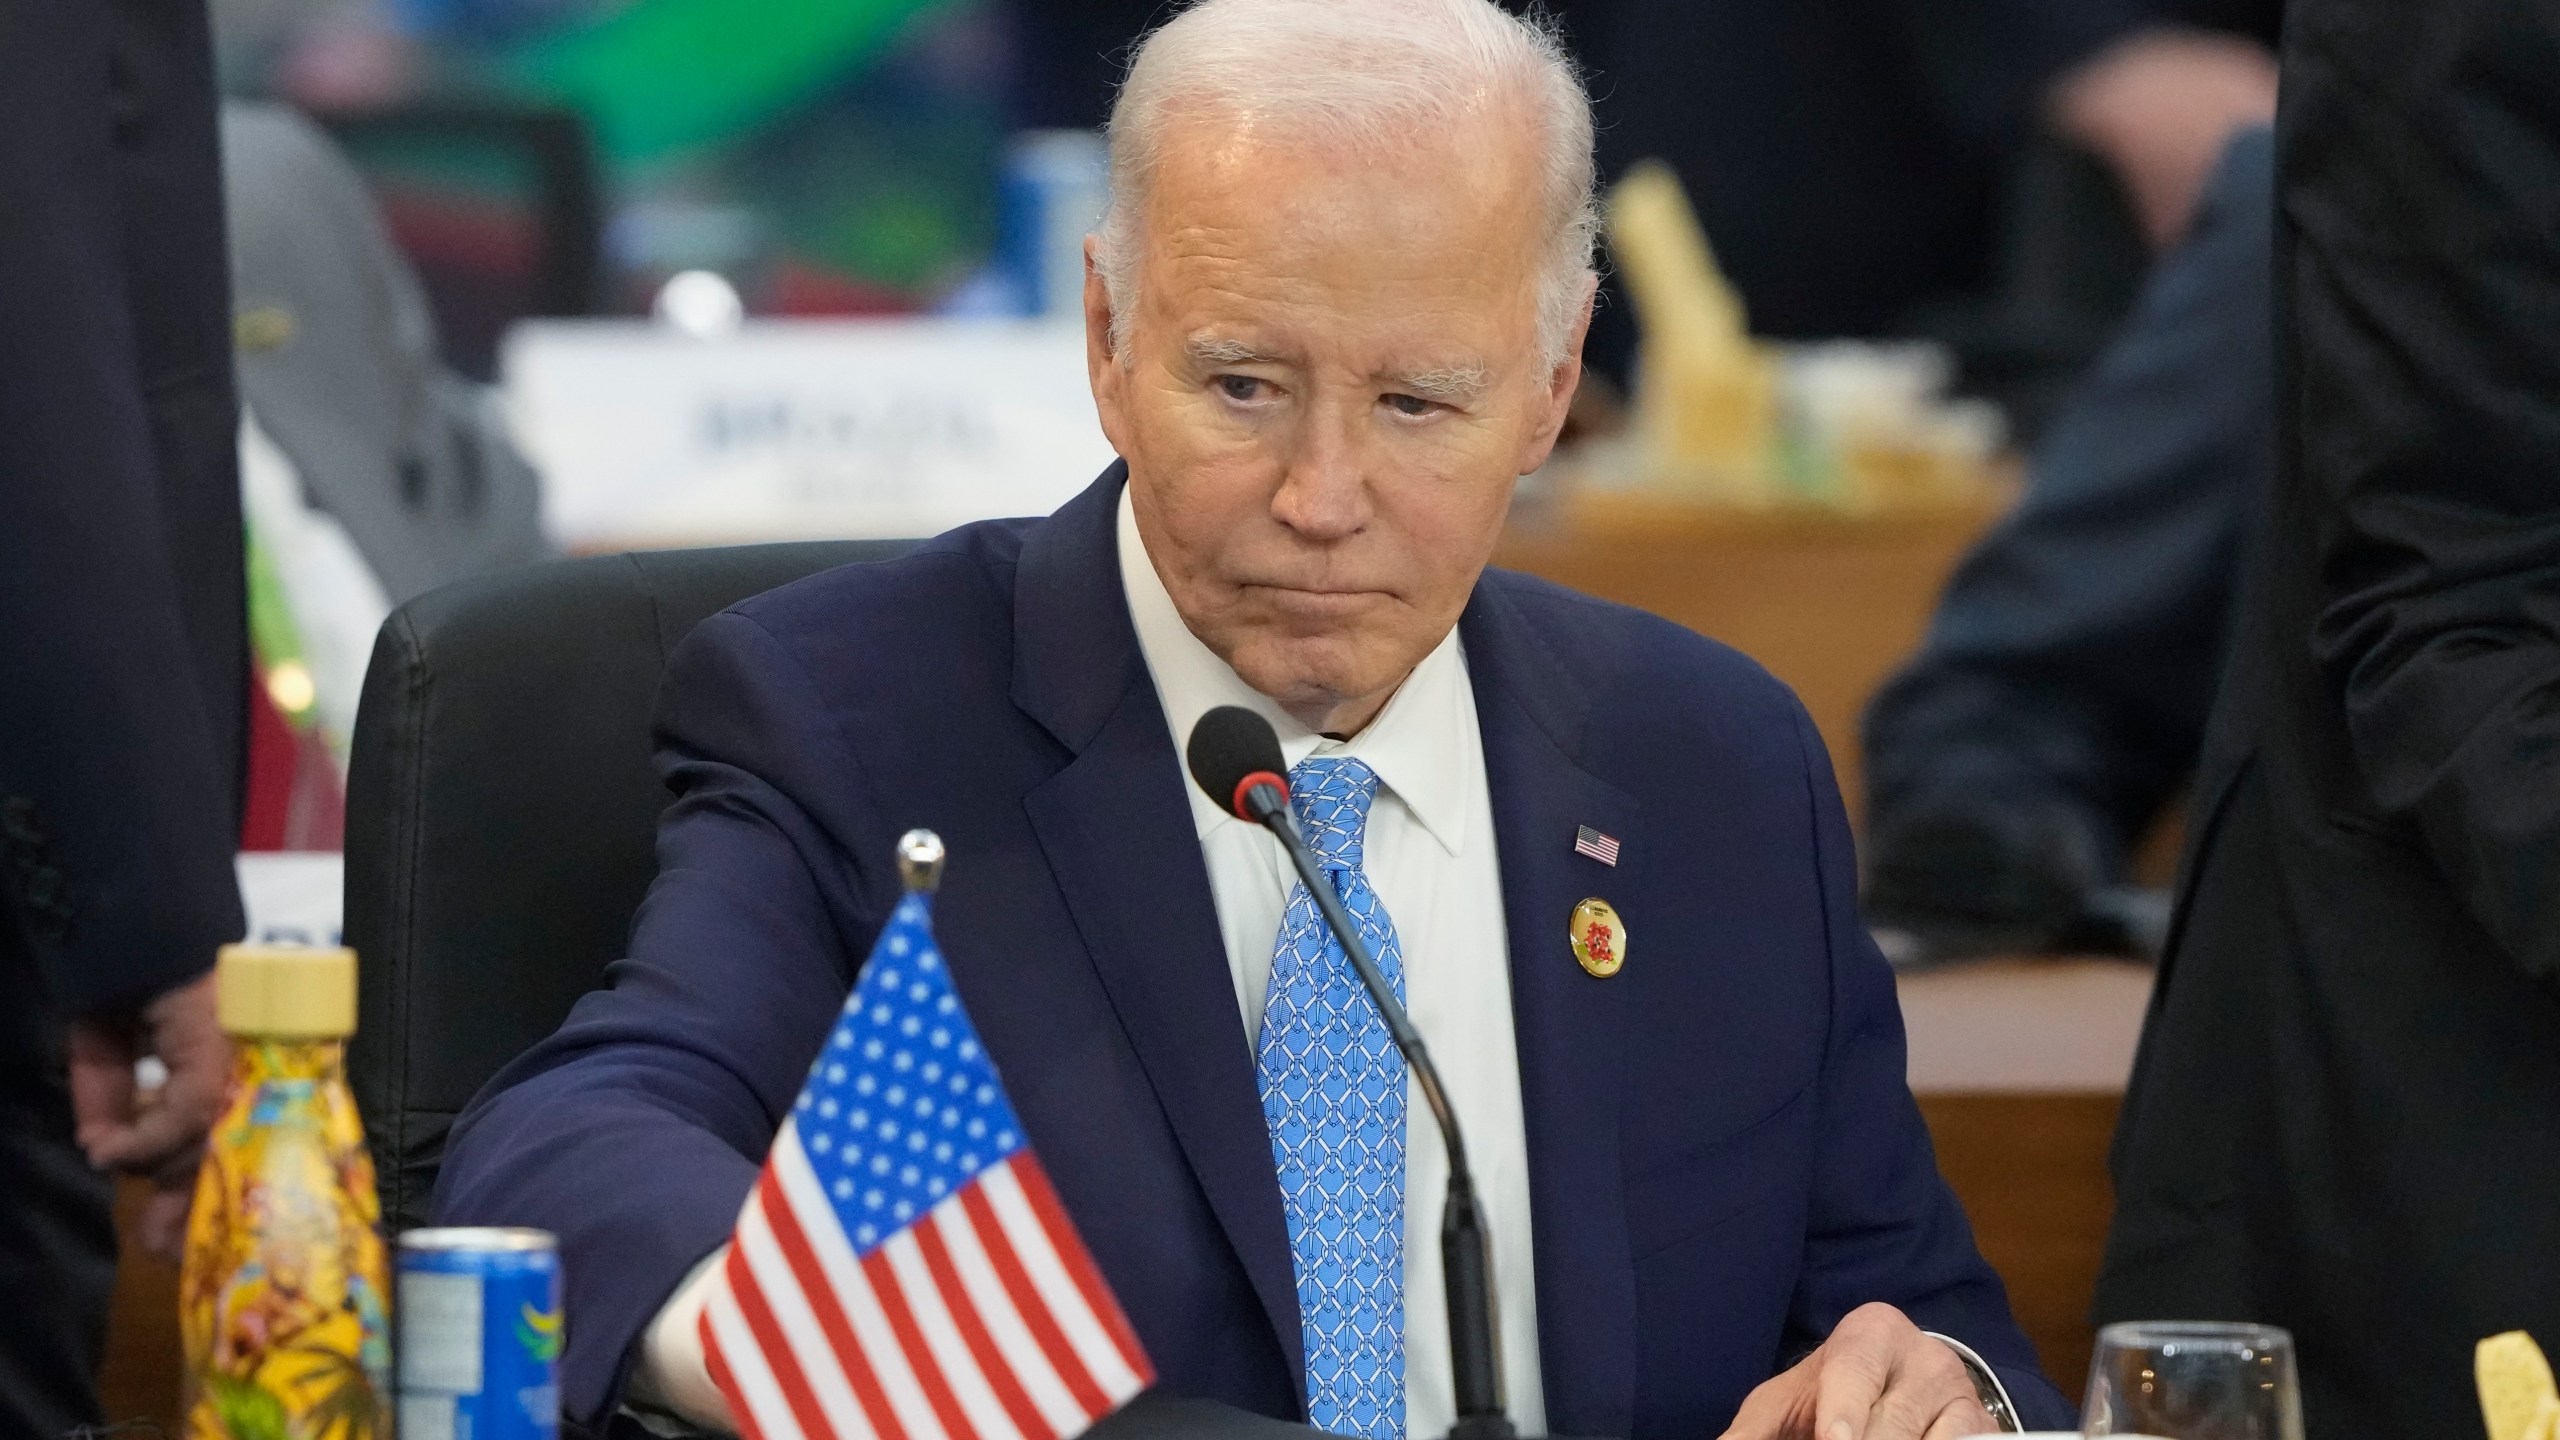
215,944 -> 358,1039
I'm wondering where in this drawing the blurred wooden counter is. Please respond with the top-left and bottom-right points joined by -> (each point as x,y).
100,1179 -> 182,1431
1901,957 -> 2154,1405
1495,489 -> 2010,824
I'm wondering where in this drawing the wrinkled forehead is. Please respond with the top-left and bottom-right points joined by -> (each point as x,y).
1139,84 -> 1543,206
1131,109 -> 1548,342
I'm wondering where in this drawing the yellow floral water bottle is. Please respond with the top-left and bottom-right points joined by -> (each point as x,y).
179,944 -> 391,1439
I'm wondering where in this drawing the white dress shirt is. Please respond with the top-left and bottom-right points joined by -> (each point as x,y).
1116,489 -> 1547,1438
634,489 -> 1548,1437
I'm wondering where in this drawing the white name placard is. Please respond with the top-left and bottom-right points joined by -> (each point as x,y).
505,319 -> 1115,549
237,852 -> 344,949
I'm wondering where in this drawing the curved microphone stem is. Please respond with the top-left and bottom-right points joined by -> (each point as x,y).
1241,785 -> 1514,1438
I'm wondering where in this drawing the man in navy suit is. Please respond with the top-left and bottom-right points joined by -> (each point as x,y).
437,2 -> 2067,1436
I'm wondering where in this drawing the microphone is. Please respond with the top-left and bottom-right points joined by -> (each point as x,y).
1186,706 -> 1516,1440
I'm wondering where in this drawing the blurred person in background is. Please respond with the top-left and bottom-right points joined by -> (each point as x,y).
209,0 -> 2278,384
1564,0 -> 2279,434
1024,2 -> 2277,442
0,0 -> 248,1434
1860,126 -> 2271,964
224,99 -> 550,615
2096,0 -> 2560,1432
1024,1 -> 2277,277
224,100 -> 551,767
1571,0 -> 2280,339
220,99 -> 555,849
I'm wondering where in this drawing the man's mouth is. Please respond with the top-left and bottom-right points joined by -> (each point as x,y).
1242,583 -> 1390,613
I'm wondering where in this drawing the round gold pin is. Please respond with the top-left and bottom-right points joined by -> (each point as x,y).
1569,897 -> 1625,978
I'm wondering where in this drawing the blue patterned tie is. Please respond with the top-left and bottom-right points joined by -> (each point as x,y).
1257,756 -> 1406,1439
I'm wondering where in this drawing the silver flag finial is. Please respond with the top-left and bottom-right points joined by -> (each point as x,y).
897,829 -> 946,893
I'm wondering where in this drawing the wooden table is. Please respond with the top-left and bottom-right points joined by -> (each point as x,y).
100,961 -> 2152,1431
1496,490 -> 2010,826
1901,958 -> 2155,1402
100,1180 -> 182,1429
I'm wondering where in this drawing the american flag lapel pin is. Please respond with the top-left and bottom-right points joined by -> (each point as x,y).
1574,824 -> 1621,866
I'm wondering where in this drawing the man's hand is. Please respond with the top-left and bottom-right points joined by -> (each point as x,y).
67,969 -> 231,1261
1719,1303 -> 1994,1440
2047,28 -> 2279,249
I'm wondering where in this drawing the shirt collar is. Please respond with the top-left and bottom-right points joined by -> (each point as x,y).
1117,483 -> 1473,858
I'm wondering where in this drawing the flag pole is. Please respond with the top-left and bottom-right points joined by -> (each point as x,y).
898,828 -> 945,893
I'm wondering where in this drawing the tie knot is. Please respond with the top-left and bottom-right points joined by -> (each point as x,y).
1288,756 -> 1379,871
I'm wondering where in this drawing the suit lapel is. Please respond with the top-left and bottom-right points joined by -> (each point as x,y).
1009,485 -> 1642,1425
1013,469 -> 1306,1396
1462,577 -> 1639,1440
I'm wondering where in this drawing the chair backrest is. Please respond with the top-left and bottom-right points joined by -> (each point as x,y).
345,541 -> 909,1230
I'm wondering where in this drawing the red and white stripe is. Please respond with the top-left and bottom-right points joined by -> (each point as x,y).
1573,826 -> 1621,866
700,1119 -> 1153,1440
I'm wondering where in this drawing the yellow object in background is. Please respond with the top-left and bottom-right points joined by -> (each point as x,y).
2479,1331 -> 2560,1440
1594,159 -> 2006,515
1605,159 -> 1780,499
180,945 -> 390,1440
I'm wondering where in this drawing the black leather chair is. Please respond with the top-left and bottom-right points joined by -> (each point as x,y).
344,541 -> 909,1232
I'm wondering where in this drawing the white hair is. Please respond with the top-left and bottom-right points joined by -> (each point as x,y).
1095,0 -> 1599,374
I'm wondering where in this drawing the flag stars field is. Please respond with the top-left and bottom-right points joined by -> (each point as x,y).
699,891 -> 1153,1440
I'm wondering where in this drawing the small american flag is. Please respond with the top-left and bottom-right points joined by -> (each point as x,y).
1574,825 -> 1621,866
700,891 -> 1153,1440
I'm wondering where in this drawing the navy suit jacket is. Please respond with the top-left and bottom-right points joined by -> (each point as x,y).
1863,129 -> 2272,920
1,0 -> 244,1018
435,469 -> 2069,1437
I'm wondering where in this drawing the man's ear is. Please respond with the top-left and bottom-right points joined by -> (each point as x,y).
1517,276 -> 1598,475
1084,236 -> 1133,458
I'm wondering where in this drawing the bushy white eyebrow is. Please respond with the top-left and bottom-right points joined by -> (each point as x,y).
1392,364 -> 1490,404
1186,335 -> 1281,367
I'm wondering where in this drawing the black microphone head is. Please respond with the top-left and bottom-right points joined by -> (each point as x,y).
1186,705 -> 1288,820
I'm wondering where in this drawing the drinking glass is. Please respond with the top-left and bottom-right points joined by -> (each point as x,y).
2081,1321 -> 2304,1440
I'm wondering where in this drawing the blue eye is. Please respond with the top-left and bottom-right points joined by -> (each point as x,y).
1217,375 -> 1264,402
1384,393 -> 1433,417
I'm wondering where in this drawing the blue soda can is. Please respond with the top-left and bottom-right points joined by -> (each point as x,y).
398,1227 -> 563,1440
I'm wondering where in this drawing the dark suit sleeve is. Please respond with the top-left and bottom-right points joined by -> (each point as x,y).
434,611 -> 894,1429
1861,128 -> 2271,891
1783,706 -> 2076,1429
2279,2 -> 2560,986
0,0 -> 245,1014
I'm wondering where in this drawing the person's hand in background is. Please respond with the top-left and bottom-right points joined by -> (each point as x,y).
1862,790 -> 2113,963
2048,28 -> 2278,248
66,969 -> 230,1261
1719,1304 -> 1994,1440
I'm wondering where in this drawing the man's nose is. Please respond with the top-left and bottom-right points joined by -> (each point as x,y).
1269,405 -> 1372,541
